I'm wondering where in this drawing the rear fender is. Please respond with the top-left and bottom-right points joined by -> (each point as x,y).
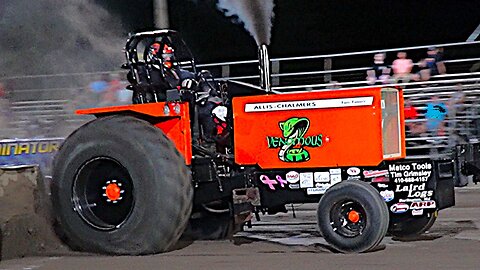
77,102 -> 192,165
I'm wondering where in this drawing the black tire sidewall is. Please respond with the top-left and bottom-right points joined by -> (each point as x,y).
317,180 -> 389,253
52,116 -> 192,254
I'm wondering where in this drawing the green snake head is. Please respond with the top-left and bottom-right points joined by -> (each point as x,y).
279,117 -> 310,138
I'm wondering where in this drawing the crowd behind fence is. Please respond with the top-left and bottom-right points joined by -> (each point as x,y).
0,41 -> 479,161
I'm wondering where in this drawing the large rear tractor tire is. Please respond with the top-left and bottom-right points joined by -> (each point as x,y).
317,180 -> 389,253
51,115 -> 193,255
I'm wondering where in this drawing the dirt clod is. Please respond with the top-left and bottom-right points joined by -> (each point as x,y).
0,166 -> 70,260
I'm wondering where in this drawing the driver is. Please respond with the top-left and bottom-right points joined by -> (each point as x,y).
147,42 -> 227,146
146,42 -> 196,91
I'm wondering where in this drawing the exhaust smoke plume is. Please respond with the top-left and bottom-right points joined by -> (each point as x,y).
0,0 -> 126,139
216,0 -> 275,45
0,0 -> 125,77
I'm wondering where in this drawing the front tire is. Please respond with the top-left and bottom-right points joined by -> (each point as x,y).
51,115 -> 193,255
317,180 -> 389,253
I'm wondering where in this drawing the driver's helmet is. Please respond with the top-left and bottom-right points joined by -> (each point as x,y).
147,42 -> 176,70
161,44 -> 175,69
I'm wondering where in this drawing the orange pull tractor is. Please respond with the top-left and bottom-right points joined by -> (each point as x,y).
51,30 -> 455,254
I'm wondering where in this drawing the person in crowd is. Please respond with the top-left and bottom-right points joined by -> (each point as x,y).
392,51 -> 414,84
98,73 -> 127,106
404,98 -> 425,135
416,47 -> 447,82
449,83 -> 466,110
425,95 -> 448,136
447,83 -> 468,143
88,74 -> 111,104
366,52 -> 391,85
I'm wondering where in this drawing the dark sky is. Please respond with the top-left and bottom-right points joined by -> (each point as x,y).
94,0 -> 479,63
1,0 -> 478,77
91,0 -> 480,63
168,0 -> 480,62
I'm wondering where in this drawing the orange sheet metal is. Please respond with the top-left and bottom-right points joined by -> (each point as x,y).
232,87 -> 405,169
77,102 -> 192,165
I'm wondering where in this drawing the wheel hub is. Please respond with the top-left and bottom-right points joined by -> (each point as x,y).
103,180 -> 124,203
330,201 -> 366,237
73,157 -> 134,230
347,210 -> 360,223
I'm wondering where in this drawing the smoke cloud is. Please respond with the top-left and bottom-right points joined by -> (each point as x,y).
216,0 -> 275,45
0,0 -> 125,77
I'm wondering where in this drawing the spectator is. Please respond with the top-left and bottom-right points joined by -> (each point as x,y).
99,73 -> 126,106
404,99 -> 425,135
448,84 -> 468,144
417,47 -> 446,82
404,98 -> 418,120
88,74 -> 111,104
392,51 -> 414,84
425,96 -> 448,136
449,83 -> 466,110
366,52 -> 391,85
426,47 -> 446,76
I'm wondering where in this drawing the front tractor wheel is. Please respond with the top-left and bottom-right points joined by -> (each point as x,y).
317,180 -> 389,253
51,115 -> 193,255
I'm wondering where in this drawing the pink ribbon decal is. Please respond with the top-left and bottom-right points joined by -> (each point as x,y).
276,175 -> 287,188
260,175 -> 277,190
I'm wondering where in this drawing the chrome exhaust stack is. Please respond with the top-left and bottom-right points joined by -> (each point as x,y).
258,44 -> 272,92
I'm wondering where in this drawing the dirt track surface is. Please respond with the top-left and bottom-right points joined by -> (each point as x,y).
0,167 -> 69,260
1,186 -> 480,270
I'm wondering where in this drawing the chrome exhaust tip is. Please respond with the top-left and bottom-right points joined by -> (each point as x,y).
258,44 -> 272,92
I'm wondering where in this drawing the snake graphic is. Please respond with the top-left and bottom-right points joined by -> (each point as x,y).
278,117 -> 311,162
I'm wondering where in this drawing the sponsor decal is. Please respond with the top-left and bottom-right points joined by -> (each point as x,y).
330,174 -> 342,185
399,198 -> 422,203
395,183 -> 434,199
410,200 -> 436,210
244,96 -> 374,112
388,162 -> 433,183
266,117 -> 324,163
307,184 -> 331,195
380,190 -> 394,202
286,171 -> 300,183
363,170 -> 389,178
390,203 -> 409,213
0,138 -> 64,175
329,168 -> 341,175
289,184 -> 300,189
259,175 -> 287,190
314,172 -> 330,182
412,209 -> 424,216
347,167 -> 360,176
377,183 -> 389,188
347,176 -> 361,180
299,172 -> 314,188
372,176 -> 389,183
